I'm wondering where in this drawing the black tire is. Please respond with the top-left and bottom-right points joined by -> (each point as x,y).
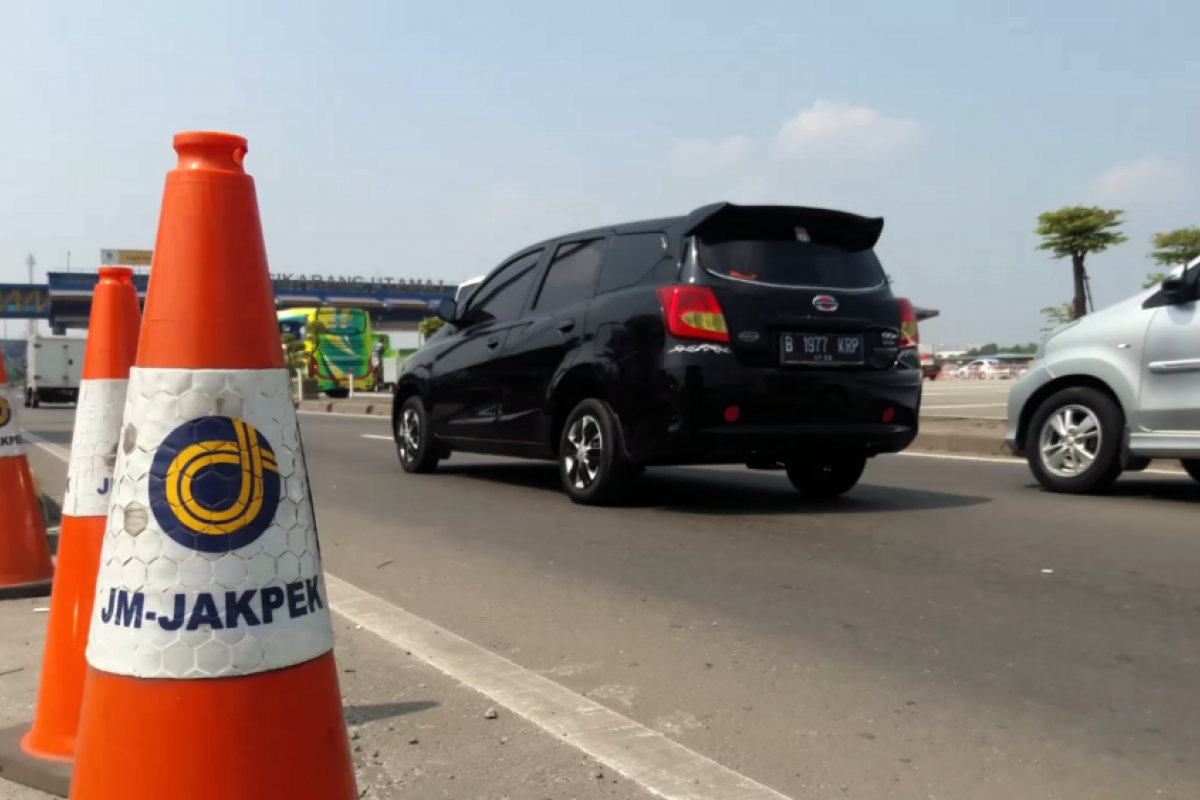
1025,386 -> 1123,494
1181,459 -> 1200,484
23,389 -> 31,408
558,398 -> 632,506
395,394 -> 440,474
785,452 -> 867,499
326,388 -> 350,399
31,392 -> 40,409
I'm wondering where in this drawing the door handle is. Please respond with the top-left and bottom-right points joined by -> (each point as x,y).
485,336 -> 501,350
557,320 -> 576,334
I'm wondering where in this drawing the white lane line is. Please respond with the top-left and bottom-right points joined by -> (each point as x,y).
922,403 -> 1007,409
325,575 -> 792,800
897,451 -> 1186,475
298,410 -> 389,420
21,430 -> 71,462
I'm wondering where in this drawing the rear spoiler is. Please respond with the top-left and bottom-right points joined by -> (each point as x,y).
682,203 -> 884,252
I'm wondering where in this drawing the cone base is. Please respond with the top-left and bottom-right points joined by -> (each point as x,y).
70,652 -> 357,800
0,577 -> 52,601
0,722 -> 73,798
23,515 -> 106,761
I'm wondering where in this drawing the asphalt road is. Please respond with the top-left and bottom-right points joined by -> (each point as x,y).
19,406 -> 1200,799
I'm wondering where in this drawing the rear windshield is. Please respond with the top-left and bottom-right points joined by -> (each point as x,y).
699,240 -> 886,290
318,310 -> 366,335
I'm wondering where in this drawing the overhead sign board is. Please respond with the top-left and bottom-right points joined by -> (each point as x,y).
100,249 -> 153,267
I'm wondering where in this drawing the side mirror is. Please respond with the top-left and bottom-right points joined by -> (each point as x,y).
436,298 -> 458,323
1161,276 -> 1190,304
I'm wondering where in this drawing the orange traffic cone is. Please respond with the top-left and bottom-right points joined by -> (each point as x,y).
69,133 -> 357,800
0,355 -> 54,601
0,268 -> 142,798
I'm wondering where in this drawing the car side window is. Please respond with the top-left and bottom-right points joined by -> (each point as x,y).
595,233 -> 671,296
466,251 -> 543,324
533,239 -> 607,313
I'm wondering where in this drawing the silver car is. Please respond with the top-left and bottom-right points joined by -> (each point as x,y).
1007,256 -> 1200,493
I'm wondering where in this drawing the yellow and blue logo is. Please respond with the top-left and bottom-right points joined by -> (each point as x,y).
0,395 -> 11,428
149,416 -> 281,553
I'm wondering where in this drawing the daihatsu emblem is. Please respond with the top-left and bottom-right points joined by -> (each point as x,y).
813,295 -> 838,312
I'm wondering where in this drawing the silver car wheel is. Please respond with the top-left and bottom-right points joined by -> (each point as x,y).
1039,404 -> 1101,478
399,407 -> 421,463
564,414 -> 603,490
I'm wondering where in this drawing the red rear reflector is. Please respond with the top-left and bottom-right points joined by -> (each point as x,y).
897,297 -> 919,349
882,407 -> 895,423
724,406 -> 740,423
656,286 -> 729,343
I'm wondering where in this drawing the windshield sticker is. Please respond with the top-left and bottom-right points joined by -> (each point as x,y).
794,226 -> 811,243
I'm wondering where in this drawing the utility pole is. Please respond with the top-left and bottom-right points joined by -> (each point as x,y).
25,254 -> 37,339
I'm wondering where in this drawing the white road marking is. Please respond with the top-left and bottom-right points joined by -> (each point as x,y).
297,410 -> 386,422
896,450 -> 1185,475
325,575 -> 793,800
20,430 -> 71,462
922,404 -> 1007,409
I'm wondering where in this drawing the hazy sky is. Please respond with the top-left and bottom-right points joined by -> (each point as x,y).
2,0 -> 1196,346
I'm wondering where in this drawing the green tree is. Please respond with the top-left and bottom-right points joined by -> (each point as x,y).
418,316 -> 446,341
1144,227 -> 1200,288
1035,206 -> 1128,320
1040,302 -> 1075,332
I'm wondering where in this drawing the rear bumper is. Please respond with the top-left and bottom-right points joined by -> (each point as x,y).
620,356 -> 922,465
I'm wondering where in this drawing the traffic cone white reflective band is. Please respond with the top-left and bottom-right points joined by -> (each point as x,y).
63,379 -> 128,518
87,367 -> 333,679
0,382 -> 27,458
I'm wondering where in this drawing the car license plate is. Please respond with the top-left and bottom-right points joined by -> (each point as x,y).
780,333 -> 864,365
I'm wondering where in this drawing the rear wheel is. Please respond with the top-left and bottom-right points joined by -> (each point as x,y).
1181,459 -> 1200,484
785,452 -> 867,499
396,395 -> 440,474
1025,387 -> 1123,494
559,399 -> 632,506
326,388 -> 350,399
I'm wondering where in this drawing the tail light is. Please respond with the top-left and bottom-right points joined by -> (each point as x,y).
897,297 -> 919,349
656,286 -> 729,343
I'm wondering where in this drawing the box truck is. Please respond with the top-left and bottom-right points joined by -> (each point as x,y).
25,336 -> 86,407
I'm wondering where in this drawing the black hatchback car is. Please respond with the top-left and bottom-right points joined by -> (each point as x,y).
394,203 -> 922,505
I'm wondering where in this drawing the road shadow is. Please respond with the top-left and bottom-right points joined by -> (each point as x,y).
1094,479 -> 1200,505
437,462 -> 990,516
343,701 -> 439,725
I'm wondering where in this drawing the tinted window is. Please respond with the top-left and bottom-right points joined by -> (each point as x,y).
699,240 -> 885,290
596,233 -> 670,296
534,239 -> 606,312
468,251 -> 543,323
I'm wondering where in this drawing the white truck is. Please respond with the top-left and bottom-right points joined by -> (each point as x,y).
25,336 -> 86,407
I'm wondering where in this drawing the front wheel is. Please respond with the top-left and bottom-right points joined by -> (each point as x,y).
1025,387 -> 1123,494
396,395 -> 440,474
1181,459 -> 1200,484
785,452 -> 867,500
559,399 -> 632,506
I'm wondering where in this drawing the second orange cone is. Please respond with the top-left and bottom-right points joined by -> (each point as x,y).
22,267 -> 141,763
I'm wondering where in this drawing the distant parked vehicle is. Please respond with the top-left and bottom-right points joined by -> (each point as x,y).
24,336 -> 85,407
1007,257 -> 1200,494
